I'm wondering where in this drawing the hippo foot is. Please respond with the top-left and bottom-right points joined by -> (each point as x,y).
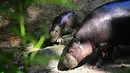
90,59 -> 103,69
88,65 -> 106,71
88,65 -> 98,69
96,60 -> 103,68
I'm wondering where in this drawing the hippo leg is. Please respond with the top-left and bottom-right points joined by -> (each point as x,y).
94,45 -> 121,68
106,45 -> 121,63
88,43 -> 107,69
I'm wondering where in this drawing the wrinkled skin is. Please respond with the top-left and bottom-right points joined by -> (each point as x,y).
63,39 -> 93,68
58,0 -> 130,69
49,11 -> 78,43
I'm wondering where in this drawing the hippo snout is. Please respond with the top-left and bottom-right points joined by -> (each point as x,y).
63,54 -> 78,68
61,41 -> 93,69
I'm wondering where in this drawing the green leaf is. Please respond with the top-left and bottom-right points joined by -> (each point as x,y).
8,12 -> 19,21
25,0 -> 32,7
41,24 -> 47,35
10,25 -> 21,37
24,33 -> 37,44
33,24 -> 48,48
19,4 -> 25,38
0,5 -> 19,21
0,5 -> 9,13
30,35 -> 46,60
0,53 -> 20,73
34,35 -> 46,48
30,55 -> 60,64
32,0 -> 77,9
16,71 -> 24,73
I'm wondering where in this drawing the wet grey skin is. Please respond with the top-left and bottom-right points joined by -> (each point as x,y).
49,11 -> 79,43
59,0 -> 130,69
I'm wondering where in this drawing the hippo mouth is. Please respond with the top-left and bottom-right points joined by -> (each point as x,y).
51,37 -> 62,43
63,54 -> 78,68
51,37 -> 58,42
63,46 -> 82,68
50,32 -> 61,42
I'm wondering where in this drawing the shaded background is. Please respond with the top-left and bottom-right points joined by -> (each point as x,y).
1,0 -> 129,73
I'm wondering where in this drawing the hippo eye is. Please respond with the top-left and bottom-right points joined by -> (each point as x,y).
55,26 -> 61,32
73,37 -> 80,44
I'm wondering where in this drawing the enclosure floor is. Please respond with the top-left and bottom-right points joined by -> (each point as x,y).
28,45 -> 130,73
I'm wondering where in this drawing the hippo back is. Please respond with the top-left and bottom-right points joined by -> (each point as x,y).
75,0 -> 130,45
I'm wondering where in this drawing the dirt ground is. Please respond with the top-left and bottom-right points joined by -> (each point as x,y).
0,44 -> 130,73
28,45 -> 130,73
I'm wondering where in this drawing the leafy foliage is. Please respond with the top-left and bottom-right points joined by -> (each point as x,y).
30,55 -> 60,64
0,0 -> 77,73
0,52 -> 23,73
32,0 -> 77,8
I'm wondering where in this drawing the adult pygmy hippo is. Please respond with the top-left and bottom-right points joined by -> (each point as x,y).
49,11 -> 79,43
60,0 -> 130,69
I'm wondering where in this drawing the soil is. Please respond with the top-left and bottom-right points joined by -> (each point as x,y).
28,45 -> 130,73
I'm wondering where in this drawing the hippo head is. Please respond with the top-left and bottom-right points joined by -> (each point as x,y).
49,11 -> 78,43
50,25 -> 62,42
62,37 -> 93,69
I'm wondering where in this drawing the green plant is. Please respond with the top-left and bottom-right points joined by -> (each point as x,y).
0,0 -> 77,72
